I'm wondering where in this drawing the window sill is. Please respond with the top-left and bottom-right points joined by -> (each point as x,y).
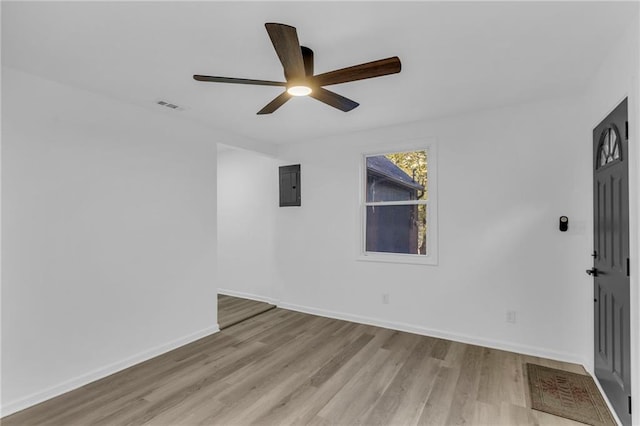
357,253 -> 438,266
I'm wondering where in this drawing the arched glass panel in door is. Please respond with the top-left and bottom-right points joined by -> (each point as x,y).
598,126 -> 621,168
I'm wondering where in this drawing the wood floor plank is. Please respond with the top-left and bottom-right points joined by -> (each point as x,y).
472,400 -> 501,426
441,339 -> 468,368
308,333 -> 375,387
202,372 -> 305,425
417,365 -> 462,426
316,347 -> 401,423
2,308 -> 604,426
217,294 -> 276,329
259,325 -> 385,425
388,356 -> 442,425
256,327 -> 395,426
445,344 -> 484,425
430,338 -> 451,360
477,347 -> 526,408
217,323 -> 361,403
362,338 -> 436,425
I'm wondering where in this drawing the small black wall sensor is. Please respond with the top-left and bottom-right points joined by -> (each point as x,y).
559,216 -> 569,232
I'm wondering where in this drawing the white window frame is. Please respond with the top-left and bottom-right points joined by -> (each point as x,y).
358,141 -> 438,265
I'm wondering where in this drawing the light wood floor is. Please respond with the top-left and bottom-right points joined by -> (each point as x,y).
3,308 -> 592,426
218,294 -> 276,329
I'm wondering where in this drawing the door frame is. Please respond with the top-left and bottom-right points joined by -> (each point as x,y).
629,89 -> 640,426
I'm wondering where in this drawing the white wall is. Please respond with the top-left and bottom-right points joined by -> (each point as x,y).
1,67 -> 222,416
217,146 -> 278,303
275,95 -> 592,365
583,13 -> 640,423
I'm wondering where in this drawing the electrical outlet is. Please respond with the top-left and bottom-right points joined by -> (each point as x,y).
506,310 -> 517,324
382,293 -> 390,304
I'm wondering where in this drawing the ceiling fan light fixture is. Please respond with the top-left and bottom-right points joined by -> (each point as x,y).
287,85 -> 312,97
194,23 -> 402,114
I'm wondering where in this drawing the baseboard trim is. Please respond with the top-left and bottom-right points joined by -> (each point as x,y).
278,302 -> 586,366
218,288 -> 278,305
1,325 -> 219,418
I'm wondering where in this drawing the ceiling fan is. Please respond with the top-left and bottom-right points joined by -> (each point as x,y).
193,23 -> 402,115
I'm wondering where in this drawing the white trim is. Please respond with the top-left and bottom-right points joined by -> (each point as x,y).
0,325 -> 219,417
583,364 -> 625,426
278,301 -> 586,367
365,200 -> 428,206
359,141 -> 439,265
357,252 -> 436,266
217,288 -> 278,305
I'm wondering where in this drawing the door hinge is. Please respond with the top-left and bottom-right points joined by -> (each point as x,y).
629,395 -> 632,414
625,121 -> 628,140
627,258 -> 630,277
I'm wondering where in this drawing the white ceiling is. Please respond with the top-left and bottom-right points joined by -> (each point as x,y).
2,1 -> 637,144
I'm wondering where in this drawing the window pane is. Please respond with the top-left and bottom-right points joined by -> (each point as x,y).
366,150 -> 427,202
366,204 -> 427,255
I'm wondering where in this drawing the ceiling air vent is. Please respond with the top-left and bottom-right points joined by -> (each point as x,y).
155,100 -> 184,111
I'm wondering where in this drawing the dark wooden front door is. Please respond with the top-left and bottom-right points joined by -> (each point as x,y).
591,98 -> 631,425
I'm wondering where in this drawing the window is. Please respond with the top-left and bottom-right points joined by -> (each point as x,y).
361,146 -> 437,265
597,126 -> 622,168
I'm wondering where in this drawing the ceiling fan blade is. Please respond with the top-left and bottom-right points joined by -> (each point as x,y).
313,56 -> 401,86
265,23 -> 306,81
257,92 -> 292,115
193,75 -> 286,87
301,46 -> 314,77
309,87 -> 359,112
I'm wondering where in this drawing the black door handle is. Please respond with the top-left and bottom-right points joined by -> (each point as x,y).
586,268 -> 599,277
